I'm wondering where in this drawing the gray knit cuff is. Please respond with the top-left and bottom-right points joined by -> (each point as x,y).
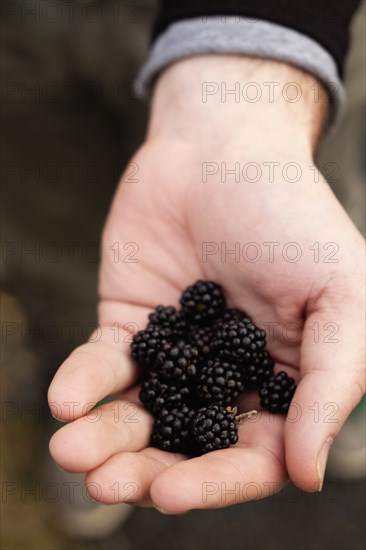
136,16 -> 345,126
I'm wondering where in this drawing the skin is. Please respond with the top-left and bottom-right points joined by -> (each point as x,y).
48,56 -> 365,513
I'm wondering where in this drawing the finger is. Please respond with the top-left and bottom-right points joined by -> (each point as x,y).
118,385 -> 142,405
86,447 -> 185,505
285,295 -> 365,493
48,304 -> 149,421
150,413 -> 288,513
49,400 -> 152,472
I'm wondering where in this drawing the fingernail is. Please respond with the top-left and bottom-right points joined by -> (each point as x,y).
317,437 -> 333,492
153,506 -> 174,515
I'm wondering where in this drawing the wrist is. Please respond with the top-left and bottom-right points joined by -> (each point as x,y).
147,55 -> 328,155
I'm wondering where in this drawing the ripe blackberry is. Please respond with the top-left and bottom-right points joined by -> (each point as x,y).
154,342 -> 198,386
214,308 -> 251,329
213,320 -> 266,363
259,371 -> 296,413
148,305 -> 187,337
180,280 -> 225,323
192,405 -> 238,453
196,360 -> 244,405
139,377 -> 190,415
151,405 -> 196,453
131,325 -> 170,368
242,350 -> 275,385
187,325 -> 213,357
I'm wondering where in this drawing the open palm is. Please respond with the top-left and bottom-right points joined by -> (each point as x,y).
48,137 -> 364,512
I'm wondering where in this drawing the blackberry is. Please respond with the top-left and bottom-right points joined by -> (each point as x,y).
259,371 -> 296,413
197,360 -> 244,405
139,377 -> 190,414
187,325 -> 213,358
192,405 -> 238,453
242,350 -> 275,385
214,308 -> 251,329
151,405 -> 196,453
131,280 -> 275,456
154,342 -> 198,385
213,320 -> 266,363
148,305 -> 187,337
131,325 -> 170,368
180,280 -> 225,323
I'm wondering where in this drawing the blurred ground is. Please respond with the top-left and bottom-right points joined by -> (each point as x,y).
1,1 -> 365,549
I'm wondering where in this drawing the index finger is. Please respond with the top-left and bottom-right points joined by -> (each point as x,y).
48,302 -> 149,422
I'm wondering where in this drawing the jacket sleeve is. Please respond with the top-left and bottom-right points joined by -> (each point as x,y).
136,1 -> 361,126
152,1 -> 361,78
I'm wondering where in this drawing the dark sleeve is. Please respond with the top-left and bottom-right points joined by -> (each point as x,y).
152,0 -> 361,77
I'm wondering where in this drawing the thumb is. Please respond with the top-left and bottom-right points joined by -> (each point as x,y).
284,296 -> 365,492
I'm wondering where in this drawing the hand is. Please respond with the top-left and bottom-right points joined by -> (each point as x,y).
48,56 -> 365,512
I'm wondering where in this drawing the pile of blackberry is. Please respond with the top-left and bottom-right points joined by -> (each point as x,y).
131,280 -> 296,455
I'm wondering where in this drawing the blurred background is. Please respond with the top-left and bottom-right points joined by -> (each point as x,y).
1,1 -> 365,549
